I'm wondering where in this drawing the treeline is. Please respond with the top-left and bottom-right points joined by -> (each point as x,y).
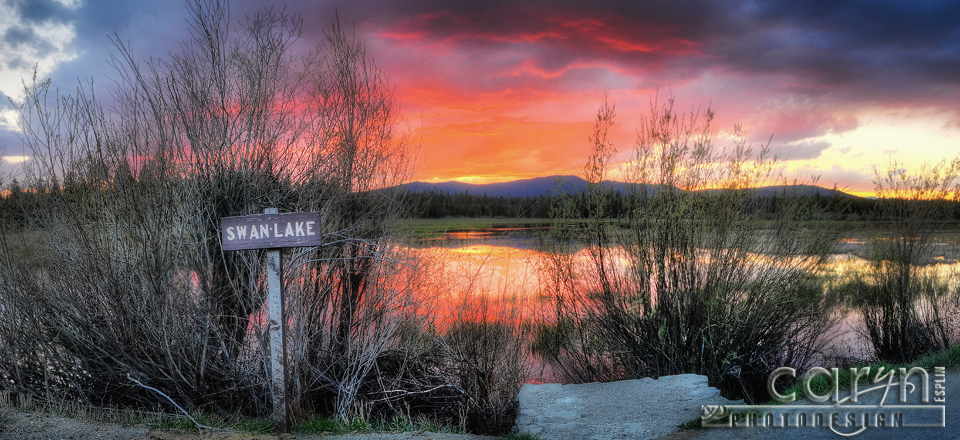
0,180 -> 25,228
403,189 -> 552,218
402,187 -> 960,221
6,179 -> 960,227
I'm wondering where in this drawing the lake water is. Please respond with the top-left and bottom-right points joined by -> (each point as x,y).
415,226 -> 960,365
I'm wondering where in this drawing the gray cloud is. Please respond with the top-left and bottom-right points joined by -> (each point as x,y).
327,0 -> 960,106
815,164 -> 875,190
773,139 -> 832,161
19,0 -> 960,153
33,0 -> 960,102
4,25 -> 38,47
3,25 -> 55,56
10,0 -> 74,24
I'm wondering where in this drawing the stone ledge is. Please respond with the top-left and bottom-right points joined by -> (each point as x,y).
515,375 -> 739,440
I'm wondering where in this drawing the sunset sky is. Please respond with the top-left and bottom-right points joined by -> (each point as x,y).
2,0 -> 959,195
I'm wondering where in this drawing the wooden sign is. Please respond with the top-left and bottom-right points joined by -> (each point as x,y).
220,212 -> 322,251
220,208 -> 318,433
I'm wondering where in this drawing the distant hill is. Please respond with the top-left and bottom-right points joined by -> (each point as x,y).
401,175 -> 608,197
400,176 -> 856,198
751,184 -> 852,197
698,184 -> 853,198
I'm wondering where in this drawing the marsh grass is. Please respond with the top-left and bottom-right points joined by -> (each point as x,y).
499,431 -> 545,440
0,390 -> 470,436
292,414 -> 345,433
0,395 -> 169,429
0,396 -> 470,436
147,412 -> 274,433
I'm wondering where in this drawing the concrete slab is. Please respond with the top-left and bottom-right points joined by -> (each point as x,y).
515,374 -> 740,440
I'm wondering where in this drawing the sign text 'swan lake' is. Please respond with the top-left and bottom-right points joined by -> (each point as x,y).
220,212 -> 322,251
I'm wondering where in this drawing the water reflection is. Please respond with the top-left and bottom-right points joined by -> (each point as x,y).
419,227 -> 960,364
404,244 -> 545,328
416,227 -> 548,250
420,228 -> 960,298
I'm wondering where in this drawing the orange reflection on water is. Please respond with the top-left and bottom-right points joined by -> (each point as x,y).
414,241 -> 960,349
443,230 -> 506,240
404,244 -> 547,328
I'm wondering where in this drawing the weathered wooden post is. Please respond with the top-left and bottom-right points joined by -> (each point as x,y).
220,209 -> 322,433
264,207 -> 290,433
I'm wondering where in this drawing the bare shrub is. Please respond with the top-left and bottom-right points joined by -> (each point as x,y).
0,2 -> 536,433
535,97 -> 841,401
442,292 -> 530,434
0,0 -> 417,424
849,157 -> 960,362
333,250 -> 533,435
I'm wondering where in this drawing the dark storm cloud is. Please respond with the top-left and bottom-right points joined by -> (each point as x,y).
712,0 -> 960,87
33,0 -> 188,100
9,0 -> 74,24
379,1 -> 719,63
3,26 -> 54,55
1,0 -> 72,64
34,0 -> 960,102
351,0 -> 960,102
4,26 -> 39,47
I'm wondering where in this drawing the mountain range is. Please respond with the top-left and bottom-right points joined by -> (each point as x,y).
400,175 -> 855,198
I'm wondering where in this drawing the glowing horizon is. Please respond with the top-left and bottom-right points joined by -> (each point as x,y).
1,1 -> 958,197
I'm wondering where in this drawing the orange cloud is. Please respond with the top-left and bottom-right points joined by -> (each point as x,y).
413,116 -> 632,183
352,4 -> 960,192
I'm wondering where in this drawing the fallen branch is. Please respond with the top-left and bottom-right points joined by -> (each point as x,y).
126,373 -> 213,433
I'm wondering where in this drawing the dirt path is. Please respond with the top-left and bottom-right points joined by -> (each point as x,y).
0,410 -> 496,440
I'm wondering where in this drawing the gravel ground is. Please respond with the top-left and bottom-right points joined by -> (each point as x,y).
0,409 -> 151,440
0,409 -> 496,440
